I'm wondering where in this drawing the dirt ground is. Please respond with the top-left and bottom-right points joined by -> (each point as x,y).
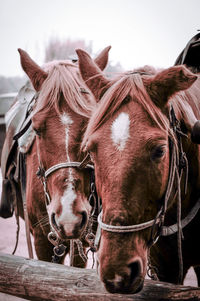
0,173 -> 198,300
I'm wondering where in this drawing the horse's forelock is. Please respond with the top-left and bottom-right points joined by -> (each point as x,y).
82,70 -> 171,150
34,60 -> 95,119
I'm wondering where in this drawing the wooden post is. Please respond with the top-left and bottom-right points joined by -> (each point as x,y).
0,253 -> 199,301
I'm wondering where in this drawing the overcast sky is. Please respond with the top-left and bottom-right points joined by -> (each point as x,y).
0,0 -> 199,77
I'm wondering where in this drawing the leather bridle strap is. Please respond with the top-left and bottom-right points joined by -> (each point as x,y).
97,211 -> 158,232
97,198 -> 200,235
36,159 -> 94,208
161,197 -> 200,236
44,161 -> 93,178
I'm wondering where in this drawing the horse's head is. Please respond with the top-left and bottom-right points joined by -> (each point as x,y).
77,49 -> 198,293
18,47 -> 110,240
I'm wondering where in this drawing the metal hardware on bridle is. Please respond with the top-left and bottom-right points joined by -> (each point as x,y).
89,182 -> 96,215
47,231 -> 67,263
85,214 -> 98,267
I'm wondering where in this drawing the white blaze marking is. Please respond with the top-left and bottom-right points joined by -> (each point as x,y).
57,113 -> 79,229
111,112 -> 130,151
58,183 -> 79,227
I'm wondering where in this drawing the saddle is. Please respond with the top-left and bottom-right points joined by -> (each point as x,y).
175,32 -> 200,72
0,81 -> 36,218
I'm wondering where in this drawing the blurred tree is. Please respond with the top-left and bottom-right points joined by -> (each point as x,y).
0,37 -> 124,94
45,37 -> 93,62
45,36 -> 123,76
105,61 -> 123,77
0,76 -> 26,94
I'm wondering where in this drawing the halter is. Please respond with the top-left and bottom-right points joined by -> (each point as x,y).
36,142 -> 99,263
94,105 -> 200,283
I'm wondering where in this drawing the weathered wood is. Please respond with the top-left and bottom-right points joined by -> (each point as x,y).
0,253 -> 199,301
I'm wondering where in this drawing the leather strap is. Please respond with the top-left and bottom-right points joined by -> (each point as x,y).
19,153 -> 33,258
161,198 -> 200,236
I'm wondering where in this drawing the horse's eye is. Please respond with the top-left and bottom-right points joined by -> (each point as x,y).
151,145 -> 166,161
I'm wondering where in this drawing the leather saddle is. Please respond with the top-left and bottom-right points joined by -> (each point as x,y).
175,32 -> 200,72
0,81 -> 36,218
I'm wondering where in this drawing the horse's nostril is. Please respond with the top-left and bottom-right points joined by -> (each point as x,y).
128,260 -> 142,282
80,211 -> 87,229
51,213 -> 60,230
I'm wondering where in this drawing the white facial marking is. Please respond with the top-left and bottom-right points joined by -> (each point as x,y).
111,112 -> 130,151
58,113 -> 79,230
60,112 -> 73,127
57,183 -> 79,228
60,113 -> 73,164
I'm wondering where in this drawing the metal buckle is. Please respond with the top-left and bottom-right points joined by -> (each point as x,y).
53,244 -> 67,257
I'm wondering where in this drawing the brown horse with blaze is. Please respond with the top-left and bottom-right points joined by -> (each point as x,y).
1,46 -> 110,266
76,48 -> 200,293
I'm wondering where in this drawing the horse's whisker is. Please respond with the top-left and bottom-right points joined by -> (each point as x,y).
33,216 -> 50,228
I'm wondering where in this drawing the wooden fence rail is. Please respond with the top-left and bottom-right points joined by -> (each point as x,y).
0,253 -> 199,301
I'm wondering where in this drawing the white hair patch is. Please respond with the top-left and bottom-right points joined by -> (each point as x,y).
58,113 -> 79,231
111,112 -> 130,151
57,183 -> 79,229
60,112 -> 73,126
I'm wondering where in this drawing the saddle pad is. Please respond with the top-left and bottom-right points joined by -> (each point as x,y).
18,125 -> 35,153
1,81 -> 35,177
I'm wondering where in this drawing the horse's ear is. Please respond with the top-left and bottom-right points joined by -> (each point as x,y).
76,49 -> 110,101
144,65 -> 197,108
94,46 -> 111,71
18,48 -> 48,91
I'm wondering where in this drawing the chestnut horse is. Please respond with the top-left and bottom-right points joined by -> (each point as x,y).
1,47 -> 110,266
76,49 -> 200,292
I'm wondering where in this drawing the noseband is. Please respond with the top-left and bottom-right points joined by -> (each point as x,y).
36,156 -> 94,206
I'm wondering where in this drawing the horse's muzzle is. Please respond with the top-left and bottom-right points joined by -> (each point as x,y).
50,211 -> 88,239
101,258 -> 144,294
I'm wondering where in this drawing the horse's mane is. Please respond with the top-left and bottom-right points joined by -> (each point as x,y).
34,60 -> 96,118
171,76 -> 200,125
82,66 -> 200,149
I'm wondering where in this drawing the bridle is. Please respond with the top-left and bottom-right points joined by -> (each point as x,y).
36,146 -> 99,263
94,104 -> 200,283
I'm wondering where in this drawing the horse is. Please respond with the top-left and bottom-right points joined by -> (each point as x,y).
0,46 -> 110,266
76,48 -> 200,293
